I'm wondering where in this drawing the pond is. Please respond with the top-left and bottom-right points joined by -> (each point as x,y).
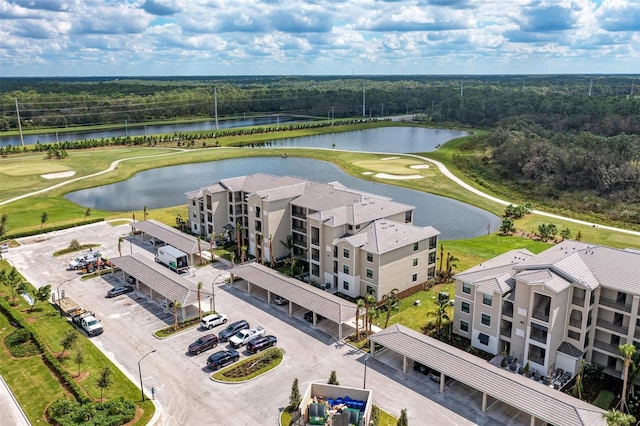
66,156 -> 498,240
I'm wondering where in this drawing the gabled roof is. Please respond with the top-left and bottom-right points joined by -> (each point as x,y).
341,220 -> 439,255
131,219 -> 200,255
369,324 -> 605,426
228,262 -> 357,324
110,255 -> 198,306
476,273 -> 515,295
557,342 -> 584,359
515,269 -> 571,293
220,173 -> 306,193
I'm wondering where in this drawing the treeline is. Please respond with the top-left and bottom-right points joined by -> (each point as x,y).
1,75 -> 638,134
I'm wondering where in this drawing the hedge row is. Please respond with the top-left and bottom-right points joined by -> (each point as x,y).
4,218 -> 105,240
0,297 -> 90,404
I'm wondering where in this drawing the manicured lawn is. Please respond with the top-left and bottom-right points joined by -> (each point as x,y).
211,347 -> 283,382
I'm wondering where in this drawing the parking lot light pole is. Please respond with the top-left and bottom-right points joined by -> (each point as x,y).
210,272 -> 225,313
138,349 -> 156,402
363,355 -> 370,388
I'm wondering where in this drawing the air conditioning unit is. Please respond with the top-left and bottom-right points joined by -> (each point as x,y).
325,283 -> 331,289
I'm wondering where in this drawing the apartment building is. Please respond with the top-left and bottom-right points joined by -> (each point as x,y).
454,242 -> 640,378
186,173 -> 439,301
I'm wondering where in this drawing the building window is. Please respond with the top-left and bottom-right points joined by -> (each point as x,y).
481,313 -> 491,327
461,301 -> 470,313
460,320 -> 469,332
428,252 -> 436,264
366,286 -> 376,297
412,258 -> 418,267
255,206 -> 261,217
333,246 -> 338,258
462,282 -> 471,294
343,248 -> 350,258
428,266 -> 435,277
366,269 -> 373,279
568,330 -> 580,341
412,273 -> 418,282
367,252 -> 373,262
192,199 -> 196,206
254,220 -> 262,232
478,333 -> 490,345
428,236 -> 437,250
413,242 -> 419,251
343,281 -> 349,291
343,265 -> 350,274
333,260 -> 338,273
483,294 -> 492,306
405,211 -> 412,223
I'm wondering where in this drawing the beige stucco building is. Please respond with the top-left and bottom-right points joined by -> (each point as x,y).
187,173 -> 439,301
453,241 -> 640,379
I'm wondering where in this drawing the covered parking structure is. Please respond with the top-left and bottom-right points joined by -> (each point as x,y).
110,255 -> 199,319
131,219 -> 202,266
369,324 -> 605,426
228,263 -> 357,339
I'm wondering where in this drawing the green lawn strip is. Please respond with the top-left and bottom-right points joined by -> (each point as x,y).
592,390 -> 616,410
377,406 -> 398,426
211,347 -> 283,382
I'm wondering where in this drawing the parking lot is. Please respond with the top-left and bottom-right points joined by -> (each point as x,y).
5,221 -> 507,425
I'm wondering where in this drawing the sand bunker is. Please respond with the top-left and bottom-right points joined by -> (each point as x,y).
375,173 -> 423,180
410,164 -> 430,169
380,156 -> 400,161
42,171 -> 76,179
362,171 -> 374,175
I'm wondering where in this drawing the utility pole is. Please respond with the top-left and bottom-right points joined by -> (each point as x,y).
460,80 -> 464,97
214,87 -> 219,131
15,98 -> 24,147
362,81 -> 366,117
588,78 -> 593,97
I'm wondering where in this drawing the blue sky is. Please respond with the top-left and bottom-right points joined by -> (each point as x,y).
0,0 -> 638,76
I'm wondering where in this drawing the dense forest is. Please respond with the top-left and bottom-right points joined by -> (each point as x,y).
1,75 -> 638,226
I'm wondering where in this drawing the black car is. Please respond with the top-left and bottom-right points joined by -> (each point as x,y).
413,361 -> 429,375
188,334 -> 219,355
206,349 -> 239,370
106,286 -> 134,298
304,311 -> 324,323
246,335 -> 277,354
218,320 -> 249,342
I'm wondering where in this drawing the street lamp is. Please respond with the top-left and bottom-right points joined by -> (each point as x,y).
138,349 -> 156,402
369,107 -> 376,119
363,355 -> 370,388
56,278 -> 72,318
210,272 -> 226,313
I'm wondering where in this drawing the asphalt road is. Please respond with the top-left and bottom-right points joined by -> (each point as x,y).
5,221 -> 498,426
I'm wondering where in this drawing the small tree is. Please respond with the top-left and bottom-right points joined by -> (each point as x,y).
499,218 -> 516,235
445,252 -> 459,280
619,343 -> 637,412
288,378 -> 301,412
173,301 -> 181,331
84,208 -> 91,222
40,211 -> 49,229
74,345 -> 84,377
0,213 -> 8,240
143,205 -> 149,221
397,408 -> 409,426
60,330 -> 79,358
69,239 -> 81,250
559,228 -> 572,241
197,236 -> 203,266
96,366 -> 113,402
355,298 -> 365,342
31,284 -> 51,312
118,237 -> 123,257
603,410 -> 636,426
328,370 -> 339,385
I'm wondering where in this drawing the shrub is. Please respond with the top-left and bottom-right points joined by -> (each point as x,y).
4,328 -> 41,357
69,239 -> 81,250
48,396 -> 135,426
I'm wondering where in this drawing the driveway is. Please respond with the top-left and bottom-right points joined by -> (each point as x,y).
5,222 -> 496,426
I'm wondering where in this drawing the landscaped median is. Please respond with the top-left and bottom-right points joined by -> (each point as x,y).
211,347 -> 283,383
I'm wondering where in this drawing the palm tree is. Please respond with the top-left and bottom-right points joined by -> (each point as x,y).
235,222 -> 245,257
284,256 -> 298,277
280,235 -> 294,258
197,236 -> 203,266
240,245 -> 247,264
209,234 -> 215,262
260,235 -> 265,265
382,288 -> 400,328
269,235 -> 275,267
364,293 -> 376,335
355,299 -> 365,342
117,237 -> 123,257
0,213 -> 8,241
84,208 -> 91,222
197,282 -> 203,320
172,301 -> 181,331
603,410 -> 636,426
438,244 -> 444,276
427,298 -> 451,337
40,211 -> 48,230
445,252 -> 459,280
143,205 -> 149,221
619,343 -> 638,412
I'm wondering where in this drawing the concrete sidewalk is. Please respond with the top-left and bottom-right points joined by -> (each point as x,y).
0,375 -> 30,426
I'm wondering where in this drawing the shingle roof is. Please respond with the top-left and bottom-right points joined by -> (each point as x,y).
369,324 -> 605,426
557,342 -> 584,358
228,262 -> 357,323
515,269 -> 571,293
131,220 -> 200,255
110,255 -> 198,306
343,220 -> 439,255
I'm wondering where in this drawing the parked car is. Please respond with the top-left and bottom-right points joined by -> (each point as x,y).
206,349 -> 239,370
188,334 -> 219,355
274,295 -> 288,305
429,370 -> 443,383
218,320 -> 249,342
161,299 -> 174,309
201,313 -> 228,329
246,335 -> 277,354
127,275 -> 136,285
106,286 -> 134,298
413,361 -> 430,375
304,311 -> 324,323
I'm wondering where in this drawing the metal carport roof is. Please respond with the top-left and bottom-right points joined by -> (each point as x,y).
369,324 -> 605,426
229,262 -> 357,324
110,255 -> 199,306
131,219 -> 200,255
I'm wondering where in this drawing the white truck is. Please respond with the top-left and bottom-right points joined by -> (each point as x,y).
69,250 -> 102,270
155,245 -> 189,273
59,297 -> 104,336
229,325 -> 265,348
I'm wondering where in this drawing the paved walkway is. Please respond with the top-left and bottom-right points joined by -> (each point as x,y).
0,375 -> 30,426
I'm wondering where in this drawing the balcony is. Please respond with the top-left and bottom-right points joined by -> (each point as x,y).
532,297 -> 550,323
599,296 -> 632,313
593,340 -> 620,355
529,354 -> 545,366
311,239 -> 319,246
530,328 -> 548,344
500,327 -> 512,338
572,296 -> 585,307
635,326 -> 640,340
292,209 -> 306,219
292,225 -> 306,233
596,318 -> 629,335
569,318 -> 582,328
502,303 -> 513,318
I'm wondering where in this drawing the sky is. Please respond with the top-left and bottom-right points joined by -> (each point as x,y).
0,0 -> 639,77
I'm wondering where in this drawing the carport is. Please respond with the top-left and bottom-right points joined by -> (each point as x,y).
130,219 -> 202,266
228,263 -> 357,339
110,255 -> 199,319
369,324 -> 605,426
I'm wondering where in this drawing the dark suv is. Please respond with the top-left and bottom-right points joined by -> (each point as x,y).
304,311 -> 324,323
246,335 -> 277,354
413,361 -> 429,375
218,320 -> 249,341
207,349 -> 239,370
188,334 -> 219,355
